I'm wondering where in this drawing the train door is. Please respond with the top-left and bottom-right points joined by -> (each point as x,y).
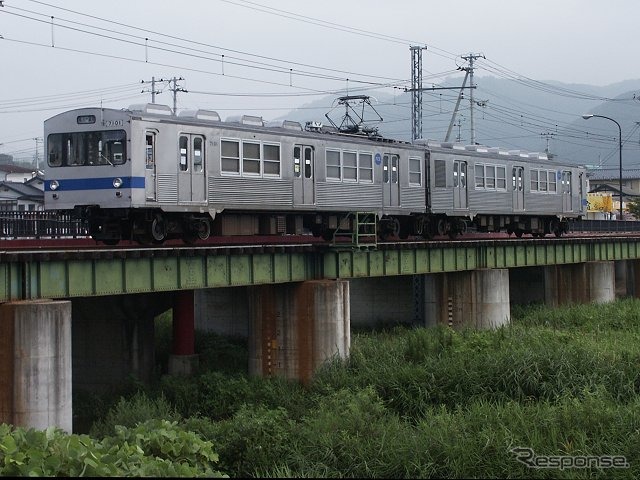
145,131 -> 157,201
383,153 -> 400,207
177,134 -> 206,204
562,170 -> 573,212
512,166 -> 525,211
293,145 -> 315,205
453,160 -> 468,209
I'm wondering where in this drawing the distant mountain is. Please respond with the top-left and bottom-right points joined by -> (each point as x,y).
276,76 -> 640,169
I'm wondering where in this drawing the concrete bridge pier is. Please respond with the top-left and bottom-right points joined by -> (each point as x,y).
422,269 -> 511,329
544,261 -> 615,306
248,280 -> 350,383
0,300 -> 72,433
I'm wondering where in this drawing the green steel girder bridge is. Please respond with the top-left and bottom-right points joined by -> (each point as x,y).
2,235 -> 640,302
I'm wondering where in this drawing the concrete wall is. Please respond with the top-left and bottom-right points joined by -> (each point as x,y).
349,276 -> 415,327
0,300 -> 72,432
194,287 -> 249,337
71,293 -> 171,393
247,280 -> 350,382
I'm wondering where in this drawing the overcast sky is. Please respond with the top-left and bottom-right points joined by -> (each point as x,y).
1,0 -> 639,161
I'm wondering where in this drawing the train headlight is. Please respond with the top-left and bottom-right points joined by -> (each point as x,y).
50,180 -> 59,191
113,177 -> 123,189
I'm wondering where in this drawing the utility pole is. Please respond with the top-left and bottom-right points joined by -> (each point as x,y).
141,76 -> 163,103
168,77 -> 187,114
541,132 -> 556,155
461,53 -> 485,145
33,137 -> 41,170
409,46 -> 427,142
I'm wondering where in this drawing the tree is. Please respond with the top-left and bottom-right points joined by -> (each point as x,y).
626,198 -> 640,219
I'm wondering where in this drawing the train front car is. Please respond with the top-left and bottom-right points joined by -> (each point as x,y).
44,108 -> 135,244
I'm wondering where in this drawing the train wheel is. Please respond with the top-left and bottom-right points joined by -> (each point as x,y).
515,229 -> 524,238
436,218 -> 447,236
150,214 -> 167,243
198,219 -> 211,240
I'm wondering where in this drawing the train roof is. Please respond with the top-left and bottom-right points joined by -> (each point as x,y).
45,105 -> 585,168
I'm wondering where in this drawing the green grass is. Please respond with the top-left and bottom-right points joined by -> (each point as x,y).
84,299 -> 640,478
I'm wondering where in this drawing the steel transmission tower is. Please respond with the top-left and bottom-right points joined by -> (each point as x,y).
410,46 -> 427,141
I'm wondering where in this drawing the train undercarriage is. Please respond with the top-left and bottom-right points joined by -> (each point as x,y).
77,206 -> 572,246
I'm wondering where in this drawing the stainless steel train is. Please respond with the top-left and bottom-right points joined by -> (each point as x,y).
43,104 -> 587,245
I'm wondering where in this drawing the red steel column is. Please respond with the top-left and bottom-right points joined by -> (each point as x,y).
172,290 -> 195,356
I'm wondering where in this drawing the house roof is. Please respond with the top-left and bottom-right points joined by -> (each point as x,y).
0,164 -> 36,174
587,169 -> 640,181
0,181 -> 43,201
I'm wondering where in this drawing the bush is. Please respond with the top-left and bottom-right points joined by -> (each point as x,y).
0,421 -> 226,477
89,391 -> 181,438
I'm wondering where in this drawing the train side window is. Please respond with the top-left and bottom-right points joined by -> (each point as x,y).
539,170 -> 548,192
409,156 -> 421,186
343,151 -> 357,181
496,166 -> 506,189
242,141 -> 261,175
294,146 -> 301,178
145,133 -> 155,170
221,139 -> 240,174
263,143 -> 280,176
359,152 -> 373,183
179,136 -> 189,172
475,164 -> 485,188
530,170 -> 539,191
485,165 -> 495,189
434,160 -> 446,188
326,149 -> 341,180
193,137 -> 204,173
549,171 -> 557,192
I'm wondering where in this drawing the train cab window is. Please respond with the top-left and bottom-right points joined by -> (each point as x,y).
179,136 -> 189,171
359,153 -> 373,183
193,137 -> 204,173
47,130 -> 126,167
221,140 -> 240,173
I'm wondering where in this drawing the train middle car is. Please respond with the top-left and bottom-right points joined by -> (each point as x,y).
43,104 -> 587,244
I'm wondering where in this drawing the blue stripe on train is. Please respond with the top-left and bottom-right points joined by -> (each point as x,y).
45,177 -> 145,191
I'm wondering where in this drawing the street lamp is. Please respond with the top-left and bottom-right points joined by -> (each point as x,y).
582,114 -> 623,220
